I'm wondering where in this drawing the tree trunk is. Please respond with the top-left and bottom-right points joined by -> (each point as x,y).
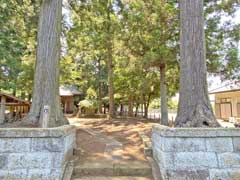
98,86 -> 102,114
160,64 -> 169,126
175,0 -> 220,127
135,102 -> 139,117
98,58 -> 103,114
143,94 -> 151,119
28,94 -> 32,101
24,0 -> 67,127
120,104 -> 124,116
12,88 -> 16,96
144,103 -> 148,119
128,96 -> 133,117
107,3 -> 115,119
103,104 -> 106,114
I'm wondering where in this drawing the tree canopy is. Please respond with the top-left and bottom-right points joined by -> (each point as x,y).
0,0 -> 239,121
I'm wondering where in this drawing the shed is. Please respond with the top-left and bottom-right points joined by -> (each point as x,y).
60,86 -> 81,114
210,82 -> 240,122
0,92 -> 30,123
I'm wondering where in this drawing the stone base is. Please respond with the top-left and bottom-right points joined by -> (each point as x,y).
152,125 -> 240,180
0,125 -> 76,180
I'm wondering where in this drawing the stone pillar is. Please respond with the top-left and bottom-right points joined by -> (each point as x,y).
0,96 -> 6,124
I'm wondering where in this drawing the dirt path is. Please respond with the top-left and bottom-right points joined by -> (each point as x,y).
70,118 -> 158,162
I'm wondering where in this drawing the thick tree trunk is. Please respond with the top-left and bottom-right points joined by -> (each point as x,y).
24,0 -> 66,127
160,64 -> 169,126
175,0 -> 220,127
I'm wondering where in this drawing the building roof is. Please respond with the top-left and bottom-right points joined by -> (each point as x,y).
209,81 -> 240,94
59,86 -> 81,96
0,92 -> 30,105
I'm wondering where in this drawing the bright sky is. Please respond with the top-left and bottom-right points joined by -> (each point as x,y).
208,9 -> 240,90
235,9 -> 240,23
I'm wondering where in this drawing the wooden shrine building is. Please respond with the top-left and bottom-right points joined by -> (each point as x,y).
0,92 -> 30,123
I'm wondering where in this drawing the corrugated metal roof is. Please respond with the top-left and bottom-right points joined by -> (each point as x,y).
209,81 -> 240,94
59,86 -> 81,96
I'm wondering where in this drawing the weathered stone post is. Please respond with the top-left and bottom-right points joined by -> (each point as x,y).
0,95 -> 6,123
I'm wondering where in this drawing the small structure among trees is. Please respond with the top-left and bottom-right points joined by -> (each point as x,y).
60,86 -> 81,114
0,92 -> 30,123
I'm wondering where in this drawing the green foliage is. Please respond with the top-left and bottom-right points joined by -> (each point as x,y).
86,87 -> 97,100
0,0 -> 39,96
205,0 -> 240,80
79,99 -> 98,109
149,98 -> 178,110
0,0 -> 239,113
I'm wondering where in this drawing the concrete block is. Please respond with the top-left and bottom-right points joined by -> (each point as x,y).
152,125 -> 240,180
152,148 -> 160,163
152,133 -> 162,150
153,125 -> 240,137
8,153 -> 53,169
9,169 -> 28,180
161,169 -> 210,180
0,125 -> 76,138
31,138 -> 64,152
52,153 -> 66,168
206,137 -> 233,152
175,152 -> 218,168
218,153 -> 240,168
161,137 -> 206,152
0,125 -> 76,180
0,154 -> 8,169
0,138 -> 31,153
0,169 -> 28,180
156,150 -> 174,169
64,133 -> 75,153
210,169 -> 240,180
0,170 -> 8,180
233,137 -> 240,152
28,168 -> 62,180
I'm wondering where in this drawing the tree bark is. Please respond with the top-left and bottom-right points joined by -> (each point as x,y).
135,102 -> 139,117
143,103 -> 147,118
98,58 -> 103,114
107,2 -> 115,119
24,0 -> 67,127
128,96 -> 133,117
160,64 -> 168,126
28,94 -> 32,101
143,94 -> 151,118
98,83 -> 102,114
175,0 -> 220,127
120,104 -> 124,116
